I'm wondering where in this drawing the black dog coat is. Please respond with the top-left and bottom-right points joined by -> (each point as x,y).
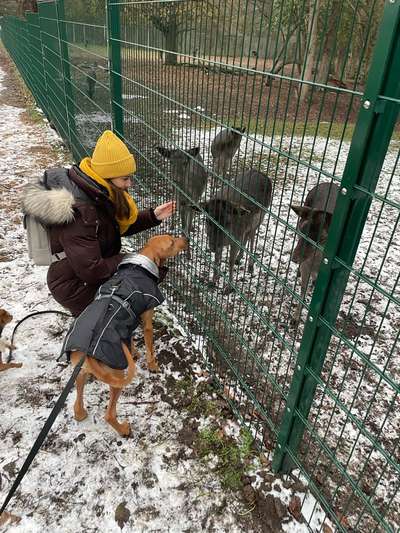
62,255 -> 165,370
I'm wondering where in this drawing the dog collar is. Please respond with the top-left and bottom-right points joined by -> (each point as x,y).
119,253 -> 159,279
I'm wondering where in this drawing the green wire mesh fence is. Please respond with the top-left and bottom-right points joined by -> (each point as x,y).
1,0 -> 399,530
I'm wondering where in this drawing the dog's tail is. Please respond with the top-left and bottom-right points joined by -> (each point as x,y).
84,342 -> 137,388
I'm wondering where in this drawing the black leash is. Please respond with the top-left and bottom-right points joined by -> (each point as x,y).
0,354 -> 85,517
7,310 -> 71,363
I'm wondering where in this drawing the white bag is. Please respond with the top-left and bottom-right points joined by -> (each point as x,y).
24,214 -> 52,266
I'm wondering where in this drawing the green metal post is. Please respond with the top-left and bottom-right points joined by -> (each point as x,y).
107,0 -> 124,138
55,0 -> 80,161
272,0 -> 400,473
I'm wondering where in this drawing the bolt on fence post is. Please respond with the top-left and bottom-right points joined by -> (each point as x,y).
272,0 -> 400,474
107,0 -> 124,139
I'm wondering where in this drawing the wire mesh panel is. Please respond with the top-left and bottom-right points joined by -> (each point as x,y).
25,12 -> 48,115
1,0 -> 399,530
63,0 -> 111,156
37,1 -> 71,143
115,1 -> 399,530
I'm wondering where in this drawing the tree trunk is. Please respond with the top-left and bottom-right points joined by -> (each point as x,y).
299,0 -> 321,105
318,0 -> 340,84
164,12 -> 178,66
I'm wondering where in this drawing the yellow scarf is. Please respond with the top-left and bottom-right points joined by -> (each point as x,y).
79,157 -> 139,235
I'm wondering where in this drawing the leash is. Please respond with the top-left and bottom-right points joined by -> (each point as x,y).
7,310 -> 71,363
0,354 -> 85,518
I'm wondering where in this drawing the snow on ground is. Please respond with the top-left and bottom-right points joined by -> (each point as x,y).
154,125 -> 400,531
0,52 -> 332,533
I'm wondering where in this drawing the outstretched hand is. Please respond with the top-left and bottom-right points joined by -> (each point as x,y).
154,201 -> 176,221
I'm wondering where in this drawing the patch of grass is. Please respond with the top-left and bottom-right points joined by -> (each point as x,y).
236,117 -> 355,141
197,426 -> 255,491
200,116 -> 400,143
175,377 -> 193,393
175,378 -> 220,417
26,107 -> 44,123
187,395 -> 220,417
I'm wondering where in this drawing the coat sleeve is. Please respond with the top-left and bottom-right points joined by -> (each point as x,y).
122,208 -> 162,237
58,212 -> 122,285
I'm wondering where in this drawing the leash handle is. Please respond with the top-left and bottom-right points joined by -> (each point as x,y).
7,310 -> 71,363
0,355 -> 85,517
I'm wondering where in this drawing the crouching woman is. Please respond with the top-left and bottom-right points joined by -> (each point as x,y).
22,130 -> 174,317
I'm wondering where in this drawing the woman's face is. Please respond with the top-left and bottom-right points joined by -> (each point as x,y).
110,176 -> 132,191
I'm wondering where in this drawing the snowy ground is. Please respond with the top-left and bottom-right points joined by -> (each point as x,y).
144,121 -> 400,531
0,48 -> 337,533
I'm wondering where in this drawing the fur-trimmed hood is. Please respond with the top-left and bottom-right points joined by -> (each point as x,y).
22,182 -> 75,226
21,166 -> 105,226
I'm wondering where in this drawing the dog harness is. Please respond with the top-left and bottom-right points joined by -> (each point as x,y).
62,255 -> 165,369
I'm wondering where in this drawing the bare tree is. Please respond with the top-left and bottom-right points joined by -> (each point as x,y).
17,0 -> 37,17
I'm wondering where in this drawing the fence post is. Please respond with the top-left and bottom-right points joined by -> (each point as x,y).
272,0 -> 400,473
106,0 -> 124,138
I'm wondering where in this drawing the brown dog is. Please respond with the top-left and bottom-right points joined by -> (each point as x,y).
0,309 -> 22,372
68,235 -> 188,437
0,510 -> 21,527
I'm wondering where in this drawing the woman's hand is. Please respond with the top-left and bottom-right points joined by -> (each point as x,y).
154,201 -> 176,221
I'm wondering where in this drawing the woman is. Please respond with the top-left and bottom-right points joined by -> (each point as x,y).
22,130 -> 175,317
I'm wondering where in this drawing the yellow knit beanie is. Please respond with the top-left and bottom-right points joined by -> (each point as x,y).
91,130 -> 136,179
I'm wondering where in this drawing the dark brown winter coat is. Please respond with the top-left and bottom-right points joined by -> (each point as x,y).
23,165 -> 161,317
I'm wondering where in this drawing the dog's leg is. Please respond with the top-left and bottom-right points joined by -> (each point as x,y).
0,511 -> 21,527
212,248 -> 222,285
105,386 -> 130,437
0,351 -> 22,372
0,362 -> 23,372
74,370 -> 88,421
291,263 -> 309,326
141,309 -> 159,372
130,337 -> 140,361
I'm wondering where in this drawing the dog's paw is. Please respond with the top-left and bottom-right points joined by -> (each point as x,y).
148,360 -> 160,373
74,407 -> 88,422
119,421 -> 131,437
0,511 -> 21,527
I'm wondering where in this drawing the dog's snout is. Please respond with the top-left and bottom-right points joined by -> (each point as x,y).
291,253 -> 300,264
177,236 -> 189,250
291,245 -> 301,264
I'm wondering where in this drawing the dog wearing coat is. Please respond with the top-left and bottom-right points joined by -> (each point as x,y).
63,234 -> 187,436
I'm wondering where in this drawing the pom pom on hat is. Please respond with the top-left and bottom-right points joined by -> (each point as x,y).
91,130 -> 136,179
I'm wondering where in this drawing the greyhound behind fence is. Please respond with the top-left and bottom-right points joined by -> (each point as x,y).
211,126 -> 246,177
156,146 -> 208,237
193,168 -> 272,289
290,181 -> 339,324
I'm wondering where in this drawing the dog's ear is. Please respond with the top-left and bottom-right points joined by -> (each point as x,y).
232,126 -> 245,135
291,205 -> 313,219
186,147 -> 200,158
226,201 -> 251,216
156,146 -> 172,159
